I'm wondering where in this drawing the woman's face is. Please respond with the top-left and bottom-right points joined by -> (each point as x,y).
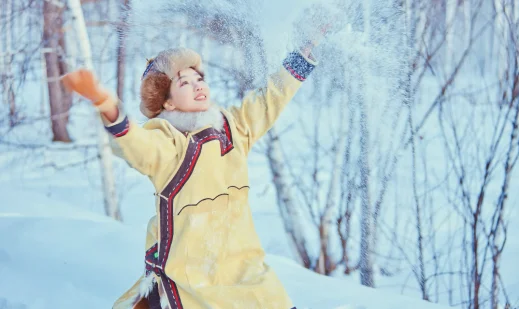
163,68 -> 211,112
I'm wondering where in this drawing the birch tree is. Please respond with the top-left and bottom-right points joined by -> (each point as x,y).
1,0 -> 16,127
115,0 -> 131,102
463,0 -> 472,49
489,2 -> 518,308
266,129 -> 312,269
317,90 -> 347,275
445,0 -> 458,73
67,0 -> 121,221
393,0 -> 517,307
357,0 -> 375,287
357,63 -> 374,287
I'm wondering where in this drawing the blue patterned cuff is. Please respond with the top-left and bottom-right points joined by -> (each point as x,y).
105,116 -> 130,138
283,52 -> 316,82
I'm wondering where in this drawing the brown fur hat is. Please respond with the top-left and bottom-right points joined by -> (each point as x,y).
140,48 -> 204,118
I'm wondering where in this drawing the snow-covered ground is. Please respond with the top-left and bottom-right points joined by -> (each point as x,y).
0,182 -> 451,309
1,0 -> 518,308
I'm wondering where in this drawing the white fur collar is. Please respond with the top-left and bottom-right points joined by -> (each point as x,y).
157,104 -> 224,133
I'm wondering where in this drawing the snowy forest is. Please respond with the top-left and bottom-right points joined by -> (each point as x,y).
0,0 -> 518,308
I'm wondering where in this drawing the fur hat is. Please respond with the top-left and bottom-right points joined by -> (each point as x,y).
140,48 -> 204,118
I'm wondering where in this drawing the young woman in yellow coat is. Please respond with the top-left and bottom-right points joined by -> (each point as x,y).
62,5 -> 342,308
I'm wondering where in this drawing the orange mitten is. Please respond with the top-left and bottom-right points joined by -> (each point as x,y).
61,69 -> 116,112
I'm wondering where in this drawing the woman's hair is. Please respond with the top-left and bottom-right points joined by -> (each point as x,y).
140,47 -> 204,118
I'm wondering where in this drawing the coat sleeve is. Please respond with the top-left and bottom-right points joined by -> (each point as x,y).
100,108 -> 178,177
228,50 -> 317,152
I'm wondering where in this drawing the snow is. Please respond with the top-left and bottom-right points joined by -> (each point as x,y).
0,188 -> 450,309
2,0 -> 519,308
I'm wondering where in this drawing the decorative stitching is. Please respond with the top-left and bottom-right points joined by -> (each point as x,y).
177,193 -> 230,215
222,117 -> 233,153
176,186 -> 249,215
160,126 -> 234,267
227,185 -> 250,191
145,243 -> 161,274
146,243 -> 158,254
171,279 -> 183,309
114,124 -> 129,137
163,277 -> 183,309
145,260 -> 160,269
177,186 -> 250,216
162,134 -> 217,266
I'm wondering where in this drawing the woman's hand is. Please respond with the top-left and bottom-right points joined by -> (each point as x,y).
61,69 -> 119,122
293,3 -> 345,51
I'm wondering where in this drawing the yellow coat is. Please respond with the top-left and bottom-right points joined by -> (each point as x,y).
106,51 -> 316,309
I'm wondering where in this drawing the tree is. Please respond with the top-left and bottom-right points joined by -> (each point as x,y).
67,0 -> 122,221
266,128 -> 313,269
43,0 -> 72,142
115,0 -> 131,102
1,0 -> 16,127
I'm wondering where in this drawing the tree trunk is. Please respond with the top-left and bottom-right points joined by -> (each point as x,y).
359,1 -> 375,285
43,0 -> 72,142
317,128 -> 346,275
2,0 -> 16,126
67,0 -> 122,221
9,0 -> 16,125
404,0 -> 429,299
267,129 -> 312,269
116,0 -> 131,102
339,83 -> 356,275
472,218 -> 480,309
515,0 -> 519,31
317,80 -> 348,275
463,0 -> 471,49
359,97 -> 374,287
411,108 -> 428,301
493,0 -> 506,79
445,0 -> 457,74
490,84 -> 519,309
58,19 -> 72,125
491,250 -> 500,309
